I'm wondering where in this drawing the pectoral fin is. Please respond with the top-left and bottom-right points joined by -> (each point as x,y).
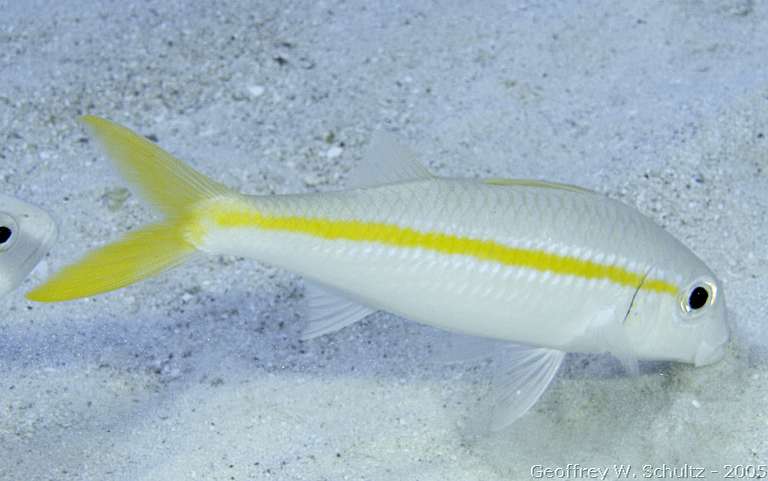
615,353 -> 640,376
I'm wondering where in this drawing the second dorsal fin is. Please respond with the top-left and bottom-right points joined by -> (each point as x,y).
347,131 -> 433,188
483,178 -> 595,194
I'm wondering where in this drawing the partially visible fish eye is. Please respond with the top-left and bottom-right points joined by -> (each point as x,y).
0,225 -> 13,246
0,213 -> 20,252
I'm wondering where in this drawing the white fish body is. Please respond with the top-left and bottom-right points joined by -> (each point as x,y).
0,194 -> 57,298
202,179 -> 720,357
29,117 -> 729,429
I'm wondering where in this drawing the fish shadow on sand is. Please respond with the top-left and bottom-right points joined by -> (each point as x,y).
1,281 -> 750,476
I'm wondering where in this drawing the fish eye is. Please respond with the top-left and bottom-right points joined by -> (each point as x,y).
680,281 -> 715,315
0,214 -> 19,252
688,286 -> 708,310
0,225 -> 11,244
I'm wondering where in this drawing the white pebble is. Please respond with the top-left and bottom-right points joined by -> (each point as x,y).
247,85 -> 266,98
326,146 -> 343,158
303,174 -> 323,186
691,399 -> 701,408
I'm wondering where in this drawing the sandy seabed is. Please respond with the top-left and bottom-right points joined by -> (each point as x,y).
1,1 -> 767,480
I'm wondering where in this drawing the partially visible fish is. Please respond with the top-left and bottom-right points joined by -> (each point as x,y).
0,194 -> 57,297
28,116 -> 729,430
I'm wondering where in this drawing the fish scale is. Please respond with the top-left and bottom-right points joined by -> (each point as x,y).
198,179 -> 674,348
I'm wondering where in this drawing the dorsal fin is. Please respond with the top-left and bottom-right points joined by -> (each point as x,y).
347,131 -> 433,188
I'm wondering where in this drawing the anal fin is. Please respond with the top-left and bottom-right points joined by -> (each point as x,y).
300,281 -> 376,340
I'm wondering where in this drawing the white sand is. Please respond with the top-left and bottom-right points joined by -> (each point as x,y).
1,1 -> 766,480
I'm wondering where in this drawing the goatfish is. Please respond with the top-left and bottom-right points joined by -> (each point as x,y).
1,194 -> 56,298
27,116 -> 729,429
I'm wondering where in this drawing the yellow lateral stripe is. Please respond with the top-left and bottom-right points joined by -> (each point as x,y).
207,205 -> 678,296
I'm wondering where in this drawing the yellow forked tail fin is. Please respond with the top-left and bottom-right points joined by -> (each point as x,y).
27,115 -> 232,302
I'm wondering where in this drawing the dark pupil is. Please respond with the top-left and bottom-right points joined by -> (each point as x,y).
688,286 -> 709,310
0,225 -> 12,244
